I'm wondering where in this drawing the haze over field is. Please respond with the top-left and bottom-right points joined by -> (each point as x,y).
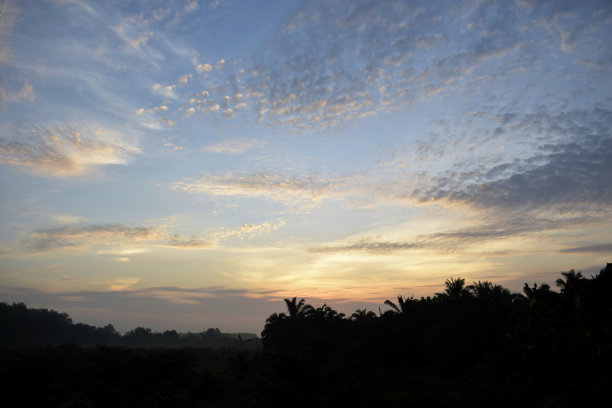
1,0 -> 611,333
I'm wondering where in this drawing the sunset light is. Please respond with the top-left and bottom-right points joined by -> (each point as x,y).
1,0 -> 610,335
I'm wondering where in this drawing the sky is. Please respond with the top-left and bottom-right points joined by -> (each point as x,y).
0,0 -> 611,334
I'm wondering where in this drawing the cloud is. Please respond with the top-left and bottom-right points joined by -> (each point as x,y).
308,211 -> 604,256
22,224 -> 164,253
51,214 -> 90,225
10,214 -> 290,256
0,285 -> 289,333
165,219 -> 286,249
214,219 -> 286,241
167,234 -> 215,249
108,277 -> 139,291
185,1 -> 198,13
0,124 -> 141,177
178,74 -> 192,84
560,244 -> 612,254
309,239 -> 422,254
184,107 -> 196,117
416,132 -> 612,211
172,172 -> 357,204
202,139 -> 265,154
369,106 -> 611,219
171,103 -> 612,220
145,0 -> 611,132
10,219 -> 287,255
196,63 -> 212,73
5,82 -> 35,105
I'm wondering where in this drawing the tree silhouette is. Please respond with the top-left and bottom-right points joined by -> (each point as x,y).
3,264 -> 612,407
310,304 -> 345,321
468,280 -> 512,304
438,277 -> 469,300
556,269 -> 585,309
283,297 -> 312,318
384,295 -> 413,316
350,309 -> 376,321
522,282 -> 551,300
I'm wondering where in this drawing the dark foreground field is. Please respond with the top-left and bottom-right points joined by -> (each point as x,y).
2,264 -> 611,407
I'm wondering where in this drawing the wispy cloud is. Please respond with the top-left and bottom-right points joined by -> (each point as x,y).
167,234 -> 215,249
0,124 -> 141,177
202,139 -> 265,155
309,239 -> 423,255
173,172 -> 358,204
5,216 -> 288,256
22,224 -> 164,253
559,244 -> 612,254
213,219 -> 286,241
308,211 -> 604,256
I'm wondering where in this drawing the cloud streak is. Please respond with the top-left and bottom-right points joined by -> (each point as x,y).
202,138 -> 265,155
6,217 -> 287,256
308,211 -> 605,256
559,244 -> 612,254
22,224 -> 164,252
0,124 -> 140,177
173,172 -> 359,205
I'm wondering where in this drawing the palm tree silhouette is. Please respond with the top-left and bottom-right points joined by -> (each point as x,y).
351,309 -> 376,321
384,295 -> 413,316
555,270 -> 584,293
522,282 -> 551,300
437,277 -> 469,300
556,269 -> 585,309
468,281 -> 511,303
311,304 -> 344,321
283,297 -> 312,318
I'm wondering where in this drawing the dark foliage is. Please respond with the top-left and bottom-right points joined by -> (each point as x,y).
1,264 -> 611,406
0,302 -> 257,349
259,263 -> 612,406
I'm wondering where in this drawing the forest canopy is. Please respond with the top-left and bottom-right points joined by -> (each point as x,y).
1,264 -> 611,407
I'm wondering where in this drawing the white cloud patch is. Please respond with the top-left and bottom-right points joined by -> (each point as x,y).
178,74 -> 192,84
196,63 -> 212,73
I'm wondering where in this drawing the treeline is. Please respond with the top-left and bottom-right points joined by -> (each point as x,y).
259,264 -> 612,406
1,264 -> 610,406
0,302 -> 258,349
